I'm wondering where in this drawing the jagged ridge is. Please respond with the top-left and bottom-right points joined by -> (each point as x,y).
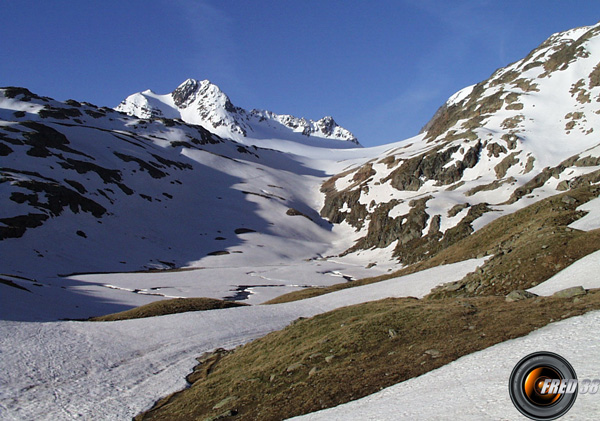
116,78 -> 360,145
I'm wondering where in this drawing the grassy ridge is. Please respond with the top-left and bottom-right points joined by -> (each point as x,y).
137,290 -> 600,420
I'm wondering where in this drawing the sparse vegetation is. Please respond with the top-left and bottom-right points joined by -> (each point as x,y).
540,25 -> 599,77
505,102 -> 524,110
501,114 -> 524,130
494,152 -> 520,178
465,177 -> 516,196
512,78 -> 539,92
589,63 -> 600,88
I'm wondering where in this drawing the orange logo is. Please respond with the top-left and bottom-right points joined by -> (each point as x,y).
509,352 -> 578,420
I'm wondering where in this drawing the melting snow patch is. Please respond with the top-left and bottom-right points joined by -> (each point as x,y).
568,197 -> 600,231
527,250 -> 600,296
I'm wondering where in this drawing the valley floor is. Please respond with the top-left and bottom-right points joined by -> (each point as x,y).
0,259 -> 483,420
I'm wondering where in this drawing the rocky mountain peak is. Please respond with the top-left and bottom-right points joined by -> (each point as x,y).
116,79 -> 360,145
171,79 -> 238,114
317,116 -> 337,135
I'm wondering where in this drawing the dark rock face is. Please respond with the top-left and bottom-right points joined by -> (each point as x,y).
506,155 -> 579,204
0,213 -> 49,240
320,181 -> 366,228
172,79 -> 200,108
318,136 -> 485,262
20,122 -> 88,158
9,179 -> 107,219
316,116 -> 341,138
319,142 -> 498,262
1,86 -> 46,101
389,202 -> 491,265
381,141 -> 482,192
38,106 -> 82,120
352,196 -> 432,252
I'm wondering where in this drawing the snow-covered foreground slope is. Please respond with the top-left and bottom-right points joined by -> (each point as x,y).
291,252 -> 600,421
0,259 -> 483,421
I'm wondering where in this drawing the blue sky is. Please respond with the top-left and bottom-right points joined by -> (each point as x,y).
2,1 -> 600,146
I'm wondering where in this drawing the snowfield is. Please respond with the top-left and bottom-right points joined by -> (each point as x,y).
0,259 -> 483,421
2,252 -> 599,421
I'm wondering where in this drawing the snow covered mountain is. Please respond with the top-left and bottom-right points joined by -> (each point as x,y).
0,85 -> 374,321
2,20 -> 600,421
116,78 -> 360,146
2,23 -> 600,321
321,23 -> 600,269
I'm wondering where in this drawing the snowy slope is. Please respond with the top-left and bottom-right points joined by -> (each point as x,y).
321,23 -> 600,262
0,259 -> 483,421
116,78 -> 360,147
3,23 -> 600,320
0,87 -> 385,321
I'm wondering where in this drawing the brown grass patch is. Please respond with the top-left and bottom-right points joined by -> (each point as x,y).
136,290 -> 600,420
89,298 -> 248,321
